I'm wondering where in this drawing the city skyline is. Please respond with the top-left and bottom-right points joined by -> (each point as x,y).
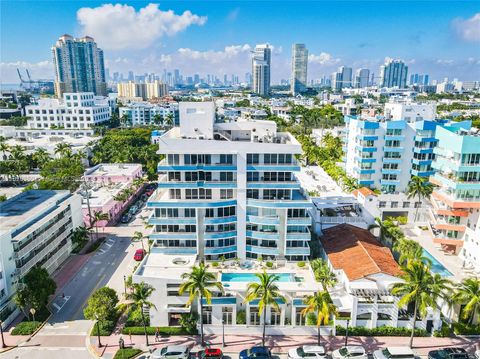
1,1 -> 480,84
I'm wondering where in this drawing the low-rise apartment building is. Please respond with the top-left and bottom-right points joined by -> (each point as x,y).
80,164 -> 144,227
0,190 -> 82,328
119,102 -> 178,127
25,92 -> 112,129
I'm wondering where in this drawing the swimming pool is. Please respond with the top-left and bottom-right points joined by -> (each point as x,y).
422,249 -> 453,277
221,272 -> 295,282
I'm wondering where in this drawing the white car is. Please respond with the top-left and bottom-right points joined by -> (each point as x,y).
151,345 -> 190,359
373,347 -> 415,359
287,345 -> 327,359
475,351 -> 480,359
332,346 -> 368,359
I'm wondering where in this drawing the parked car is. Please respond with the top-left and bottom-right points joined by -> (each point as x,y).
239,346 -> 272,359
197,348 -> 223,359
288,345 -> 326,359
133,249 -> 146,261
332,346 -> 367,359
428,348 -> 469,359
129,205 -> 139,214
121,214 -> 132,223
373,347 -> 415,359
146,189 -> 155,196
151,345 -> 190,359
475,350 -> 480,359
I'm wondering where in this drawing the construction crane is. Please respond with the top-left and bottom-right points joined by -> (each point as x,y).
16,68 -> 54,94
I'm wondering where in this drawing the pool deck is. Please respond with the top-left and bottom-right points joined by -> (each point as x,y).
405,227 -> 470,280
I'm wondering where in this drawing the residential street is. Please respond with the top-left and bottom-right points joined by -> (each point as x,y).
1,208 -> 150,359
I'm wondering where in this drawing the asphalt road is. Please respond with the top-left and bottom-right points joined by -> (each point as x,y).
2,207 -> 150,359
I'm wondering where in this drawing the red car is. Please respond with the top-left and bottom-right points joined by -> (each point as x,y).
134,249 -> 146,261
197,348 -> 223,359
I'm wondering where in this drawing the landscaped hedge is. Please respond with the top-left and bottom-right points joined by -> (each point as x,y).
121,326 -> 197,336
11,321 -> 42,335
335,325 -> 428,337
113,348 -> 142,359
453,322 -> 480,335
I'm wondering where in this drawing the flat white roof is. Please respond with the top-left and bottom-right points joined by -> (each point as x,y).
84,163 -> 141,177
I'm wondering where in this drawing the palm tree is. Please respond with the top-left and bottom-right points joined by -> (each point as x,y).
452,278 -> 480,325
179,263 -> 223,346
54,143 -> 72,158
407,176 -> 434,222
301,291 -> 337,345
164,113 -> 174,128
133,231 -> 145,252
368,217 -> 404,248
244,272 -> 285,346
391,261 -> 452,348
32,148 -> 51,169
310,259 -> 337,290
126,282 -> 156,346
120,113 -> 130,128
89,211 -> 109,240
152,114 -> 162,127
393,238 -> 425,266
0,142 -> 10,161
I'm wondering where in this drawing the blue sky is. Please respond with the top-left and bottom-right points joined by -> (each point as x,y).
1,1 -> 479,83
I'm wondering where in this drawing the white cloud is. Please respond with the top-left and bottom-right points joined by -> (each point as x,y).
226,8 -> 240,22
76,3 -> 207,50
308,52 -> 341,65
0,60 -> 53,83
452,13 -> 480,42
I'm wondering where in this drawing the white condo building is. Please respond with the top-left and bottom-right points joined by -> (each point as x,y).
119,103 -> 178,127
252,44 -> 271,96
0,190 -> 83,328
148,102 -> 311,261
25,92 -> 112,129
291,44 -> 308,95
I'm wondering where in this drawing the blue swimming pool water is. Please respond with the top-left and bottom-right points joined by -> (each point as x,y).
422,249 -> 453,276
221,272 -> 295,282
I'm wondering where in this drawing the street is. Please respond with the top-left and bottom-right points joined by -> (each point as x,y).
1,206 -> 150,359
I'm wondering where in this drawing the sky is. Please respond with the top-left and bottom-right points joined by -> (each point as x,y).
1,1 -> 480,84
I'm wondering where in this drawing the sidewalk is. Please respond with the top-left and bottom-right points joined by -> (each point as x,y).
90,333 -> 480,357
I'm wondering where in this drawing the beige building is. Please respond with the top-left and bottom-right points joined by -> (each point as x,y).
117,81 -> 169,101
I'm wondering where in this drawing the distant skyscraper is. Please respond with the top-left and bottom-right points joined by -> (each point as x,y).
174,69 -> 180,85
128,71 -> 134,81
409,73 -> 429,86
380,58 -> 408,88
331,66 -> 352,92
105,68 -> 110,82
252,44 -> 271,96
52,34 -> 107,98
354,68 -> 370,88
291,43 -> 308,95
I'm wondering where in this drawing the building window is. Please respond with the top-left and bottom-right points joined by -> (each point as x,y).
379,201 -> 386,208
391,201 -> 398,208
402,202 -> 410,208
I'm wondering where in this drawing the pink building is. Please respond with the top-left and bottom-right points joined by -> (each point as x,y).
81,163 -> 144,227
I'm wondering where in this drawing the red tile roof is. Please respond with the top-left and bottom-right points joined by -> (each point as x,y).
320,224 -> 402,281
352,187 -> 376,198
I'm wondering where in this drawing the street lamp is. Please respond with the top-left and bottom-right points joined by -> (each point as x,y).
30,308 -> 36,322
94,313 -> 102,347
344,318 -> 350,347
0,320 -> 6,349
222,319 -> 225,347
123,275 -> 127,297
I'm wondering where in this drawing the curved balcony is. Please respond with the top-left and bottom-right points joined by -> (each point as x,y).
287,217 -> 310,225
148,217 -> 196,225
204,216 -> 237,225
246,164 -> 300,172
285,247 -> 310,256
247,215 -> 280,225
150,232 -> 196,239
205,245 -> 237,255
247,182 -> 300,189
204,230 -> 237,239
246,245 -> 280,256
246,230 -> 279,240
158,181 -> 236,189
286,232 -> 311,240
